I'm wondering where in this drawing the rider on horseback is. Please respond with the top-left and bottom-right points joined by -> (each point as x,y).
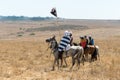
80,36 -> 87,49
58,30 -> 72,59
88,35 -> 94,45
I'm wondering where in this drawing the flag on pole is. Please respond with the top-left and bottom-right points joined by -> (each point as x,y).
50,8 -> 57,17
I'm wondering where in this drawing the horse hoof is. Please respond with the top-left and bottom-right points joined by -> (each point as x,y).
51,68 -> 54,71
69,69 -> 72,72
69,67 -> 73,71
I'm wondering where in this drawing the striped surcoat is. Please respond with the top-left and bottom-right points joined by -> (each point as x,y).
58,36 -> 71,51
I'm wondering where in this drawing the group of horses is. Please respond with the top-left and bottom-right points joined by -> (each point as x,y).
46,36 -> 99,71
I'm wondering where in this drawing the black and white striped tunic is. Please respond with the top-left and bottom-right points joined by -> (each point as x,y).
58,35 -> 71,51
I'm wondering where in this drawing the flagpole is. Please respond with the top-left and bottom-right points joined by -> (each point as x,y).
56,17 -> 61,42
50,8 -> 61,42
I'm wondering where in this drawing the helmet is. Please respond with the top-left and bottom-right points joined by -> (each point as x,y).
64,30 -> 69,36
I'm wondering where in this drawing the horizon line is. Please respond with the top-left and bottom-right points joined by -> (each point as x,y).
0,15 -> 120,20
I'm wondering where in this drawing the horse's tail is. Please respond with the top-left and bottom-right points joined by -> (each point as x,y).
92,46 -> 100,60
82,47 -> 84,57
78,46 -> 84,58
76,46 -> 84,60
91,45 -> 99,61
95,46 -> 100,60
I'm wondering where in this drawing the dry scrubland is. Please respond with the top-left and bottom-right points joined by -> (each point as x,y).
0,20 -> 120,80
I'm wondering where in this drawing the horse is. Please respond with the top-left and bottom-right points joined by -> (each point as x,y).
73,42 -> 100,62
45,36 -> 84,71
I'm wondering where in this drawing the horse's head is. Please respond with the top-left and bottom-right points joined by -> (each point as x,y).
45,36 -> 58,51
46,35 -> 56,43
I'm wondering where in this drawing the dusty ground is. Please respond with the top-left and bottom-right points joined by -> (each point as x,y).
0,20 -> 120,80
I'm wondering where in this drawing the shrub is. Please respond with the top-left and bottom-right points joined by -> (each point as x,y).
17,34 -> 23,37
29,33 -> 35,35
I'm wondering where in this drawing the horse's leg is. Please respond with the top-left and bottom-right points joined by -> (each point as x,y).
63,51 -> 68,67
91,48 -> 97,62
60,58 -> 63,67
90,54 -> 94,62
69,49 -> 77,71
85,53 -> 88,61
52,51 -> 59,71
59,52 -> 63,67
50,50 -> 52,57
90,52 -> 94,62
81,54 -> 85,65
81,49 -> 85,65
64,58 -> 68,67
70,57 -> 75,70
77,57 -> 80,70
84,49 -> 88,61
57,59 -> 59,70
52,59 -> 56,71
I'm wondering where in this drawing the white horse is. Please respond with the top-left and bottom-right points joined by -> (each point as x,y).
46,36 -> 84,70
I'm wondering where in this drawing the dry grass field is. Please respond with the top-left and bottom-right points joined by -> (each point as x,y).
0,20 -> 120,80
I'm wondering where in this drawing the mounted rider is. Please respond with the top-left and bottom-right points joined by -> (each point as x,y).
79,36 -> 87,49
58,30 -> 72,59
84,35 -> 89,45
88,35 -> 94,45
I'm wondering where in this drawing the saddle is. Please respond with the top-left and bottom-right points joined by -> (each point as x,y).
87,45 -> 95,48
65,44 -> 71,51
85,45 -> 96,55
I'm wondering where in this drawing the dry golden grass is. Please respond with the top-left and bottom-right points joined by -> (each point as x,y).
0,21 -> 119,80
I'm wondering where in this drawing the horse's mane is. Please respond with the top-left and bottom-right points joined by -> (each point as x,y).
73,42 -> 79,46
54,39 -> 58,48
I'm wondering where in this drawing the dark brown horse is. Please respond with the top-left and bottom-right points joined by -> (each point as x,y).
73,43 -> 100,62
84,45 -> 99,62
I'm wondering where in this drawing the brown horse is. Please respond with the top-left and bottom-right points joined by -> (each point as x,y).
84,45 -> 99,62
73,43 -> 100,62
